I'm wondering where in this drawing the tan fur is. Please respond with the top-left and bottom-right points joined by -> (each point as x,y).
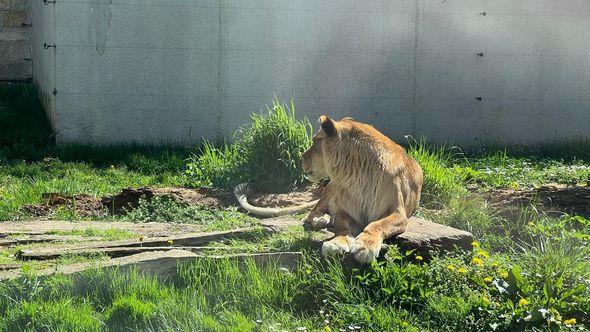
302,116 -> 423,263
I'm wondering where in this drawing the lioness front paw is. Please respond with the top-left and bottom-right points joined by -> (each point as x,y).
350,233 -> 383,264
307,214 -> 331,230
321,236 -> 355,257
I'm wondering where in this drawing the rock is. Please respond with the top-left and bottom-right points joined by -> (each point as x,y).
313,217 -> 473,258
389,217 -> 473,257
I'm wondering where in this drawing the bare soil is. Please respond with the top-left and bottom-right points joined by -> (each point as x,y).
19,182 -> 327,220
22,193 -> 108,218
101,187 -> 236,213
480,183 -> 590,218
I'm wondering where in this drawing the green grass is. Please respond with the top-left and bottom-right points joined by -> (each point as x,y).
407,139 -> 466,207
47,228 -> 138,241
0,238 -> 587,331
453,149 -> 590,190
0,157 -> 188,220
0,83 -> 51,159
1,83 -> 590,330
186,98 -> 312,192
119,196 -> 256,231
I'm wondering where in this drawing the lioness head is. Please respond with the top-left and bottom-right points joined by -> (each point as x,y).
302,115 -> 353,182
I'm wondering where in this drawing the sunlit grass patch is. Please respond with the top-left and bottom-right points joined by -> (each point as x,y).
453,150 -> 590,190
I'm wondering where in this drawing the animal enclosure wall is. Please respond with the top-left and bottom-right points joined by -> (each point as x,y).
32,0 -> 590,146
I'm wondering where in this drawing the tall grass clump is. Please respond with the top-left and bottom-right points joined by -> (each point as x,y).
406,139 -> 466,207
0,83 -> 51,159
187,98 -> 312,192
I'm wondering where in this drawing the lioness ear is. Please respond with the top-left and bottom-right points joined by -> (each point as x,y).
319,115 -> 336,136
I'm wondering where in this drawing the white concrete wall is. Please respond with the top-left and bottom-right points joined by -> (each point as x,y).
31,0 -> 55,127
34,0 -> 590,146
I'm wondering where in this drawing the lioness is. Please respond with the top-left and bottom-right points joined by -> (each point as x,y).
301,116 -> 423,263
234,116 -> 423,263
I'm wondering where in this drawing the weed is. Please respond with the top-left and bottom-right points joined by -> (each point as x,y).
186,98 -> 312,192
120,196 -> 256,230
0,83 -> 51,159
406,139 -> 466,207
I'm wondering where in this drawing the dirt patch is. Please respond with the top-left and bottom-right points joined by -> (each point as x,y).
481,184 -> 590,218
249,183 -> 325,208
102,187 -> 236,214
22,193 -> 108,219
20,183 -> 325,220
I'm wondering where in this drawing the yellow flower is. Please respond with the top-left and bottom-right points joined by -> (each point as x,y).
482,296 -> 491,304
476,250 -> 490,259
563,318 -> 576,325
491,261 -> 499,268
499,270 -> 508,279
528,221 -> 535,227
447,264 -> 456,271
471,240 -> 480,248
518,298 -> 529,307
458,267 -> 467,274
472,257 -> 484,266
167,240 -> 174,245
415,255 -> 423,261
483,276 -> 493,283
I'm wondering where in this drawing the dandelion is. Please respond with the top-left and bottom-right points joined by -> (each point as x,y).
167,239 -> 174,245
528,221 -> 535,227
484,276 -> 493,283
563,318 -> 576,326
482,296 -> 491,304
471,240 -> 480,248
499,270 -> 508,278
491,261 -> 499,268
458,267 -> 468,274
447,264 -> 456,271
415,255 -> 423,261
518,298 -> 529,307
472,257 -> 484,266
476,250 -> 490,259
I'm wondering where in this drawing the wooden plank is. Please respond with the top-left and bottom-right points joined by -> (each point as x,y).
0,220 -> 203,237
11,218 -> 304,261
0,264 -> 20,271
1,250 -> 303,280
18,245 -> 244,260
0,235 -> 102,247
